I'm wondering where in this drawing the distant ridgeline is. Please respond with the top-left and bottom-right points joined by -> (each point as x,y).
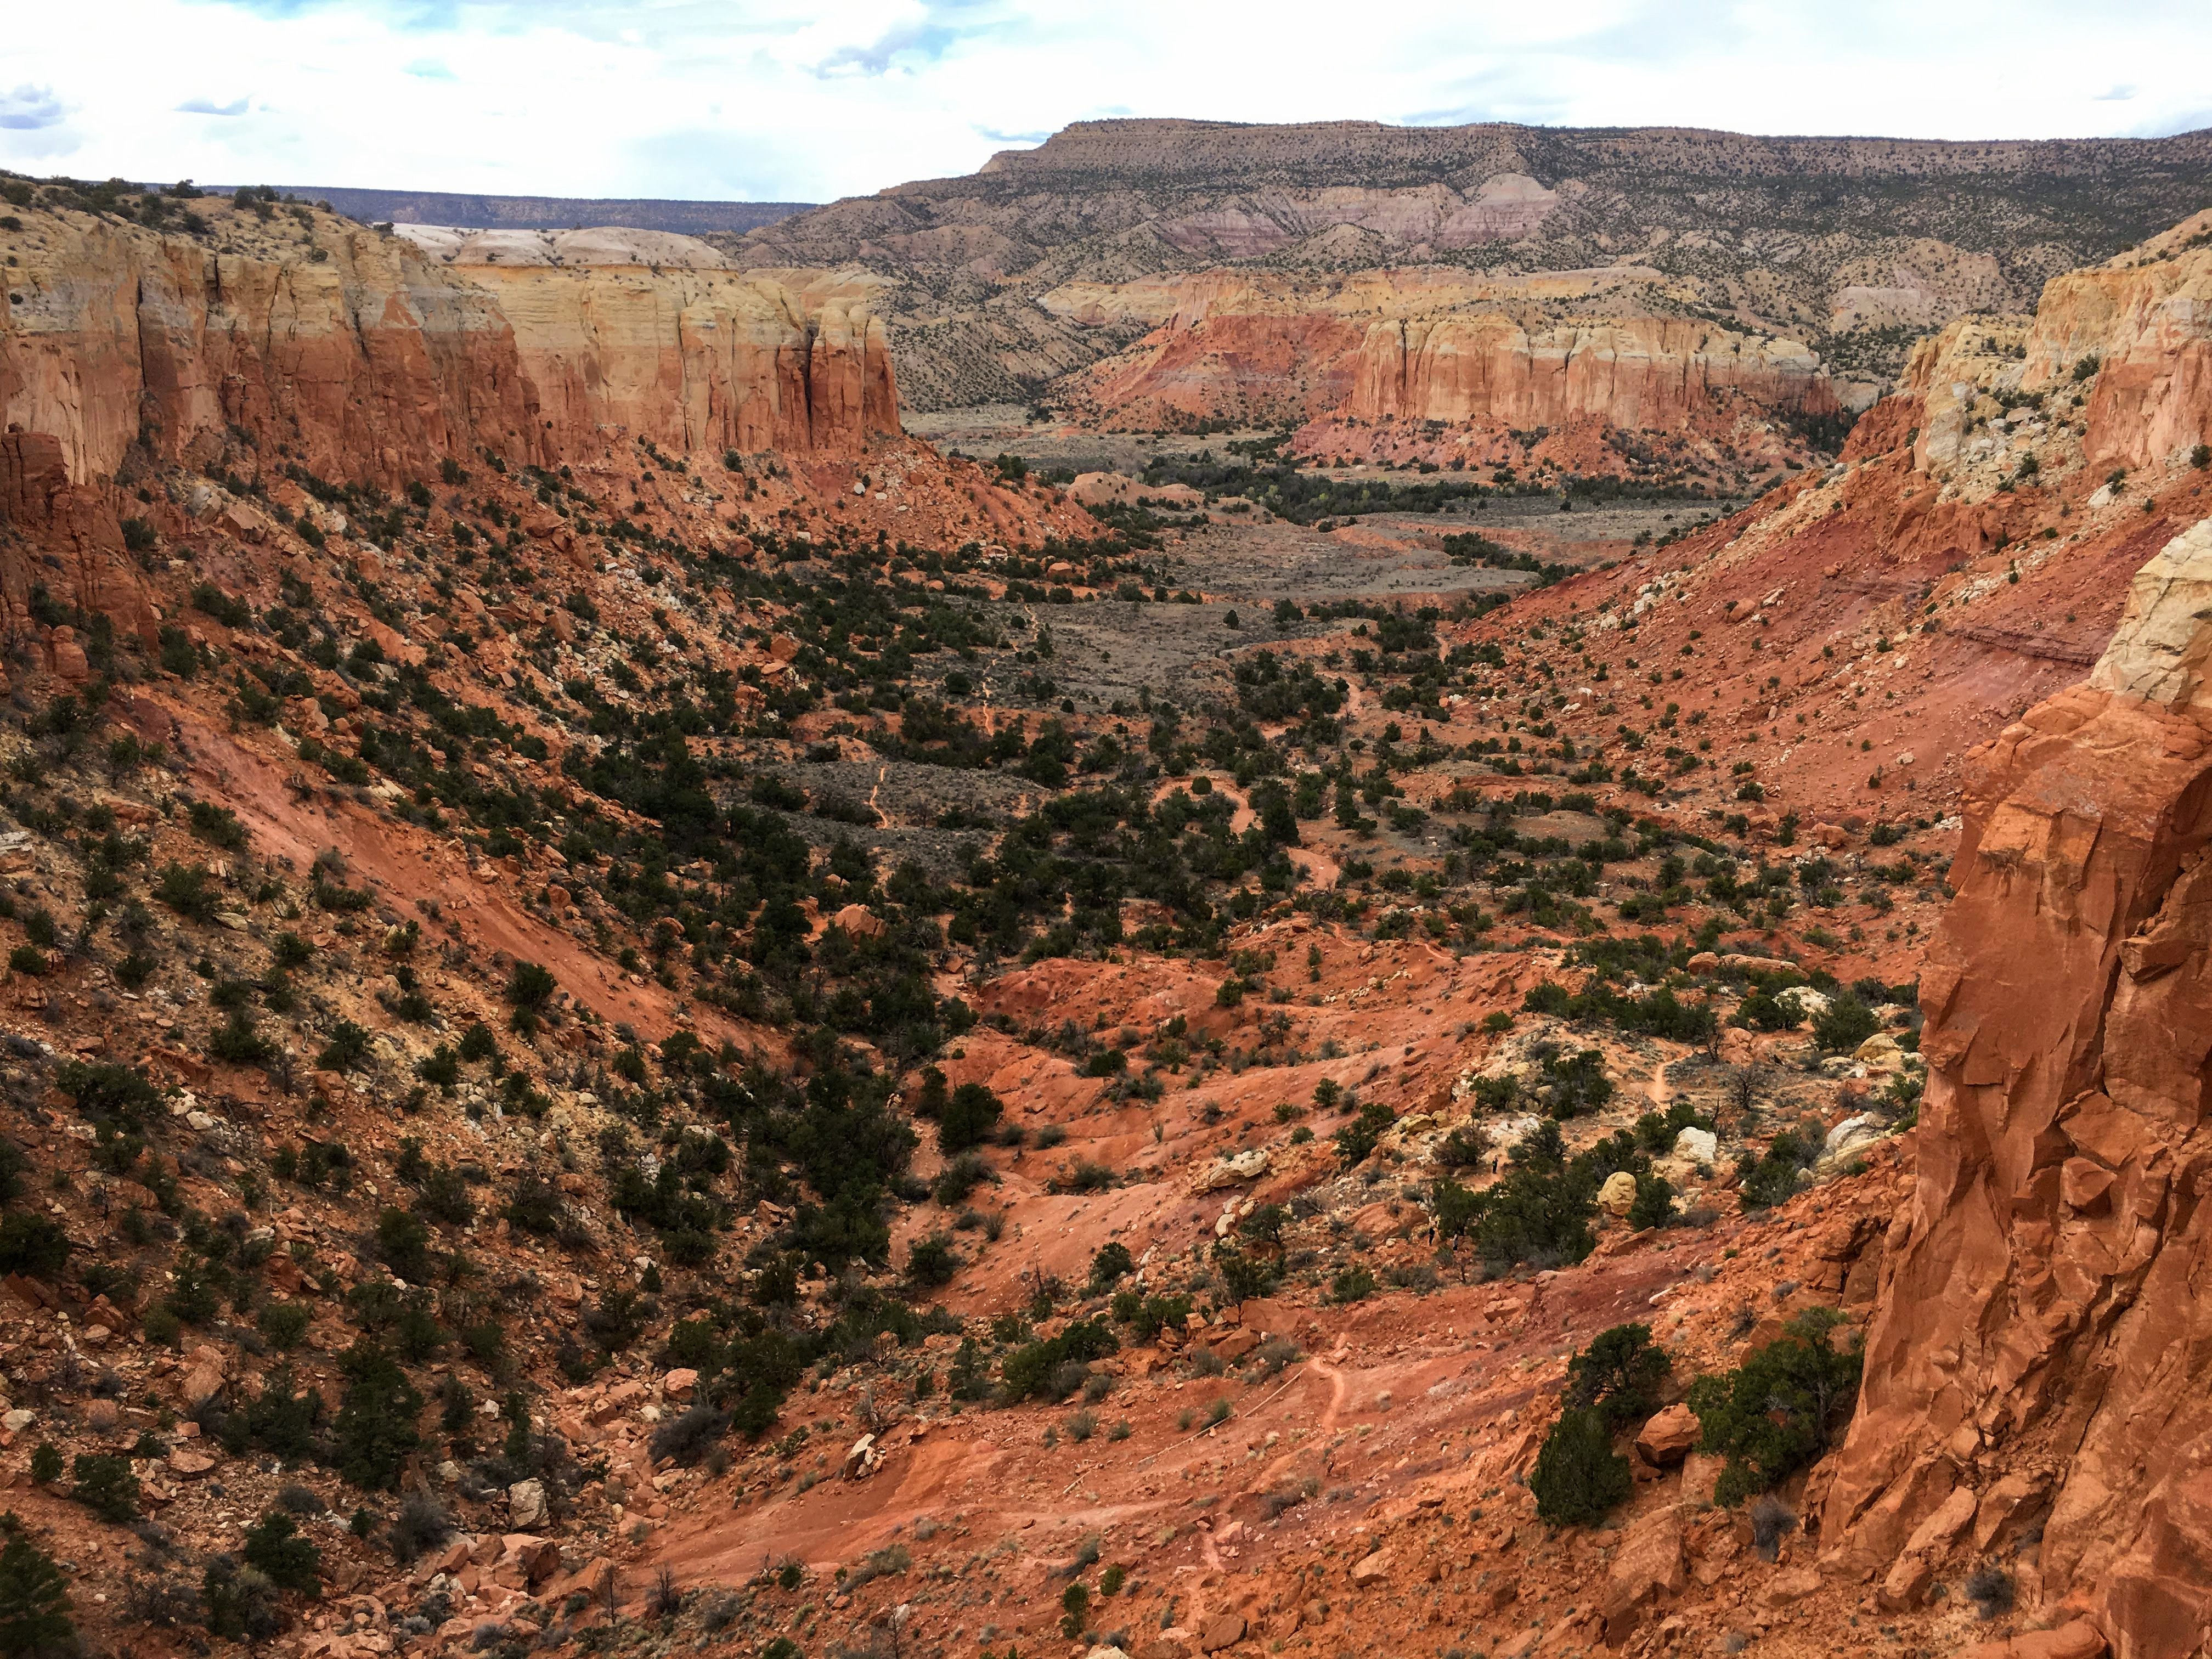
188,185 -> 814,234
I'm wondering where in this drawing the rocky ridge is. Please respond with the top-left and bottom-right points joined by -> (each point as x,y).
723,118 -> 2212,412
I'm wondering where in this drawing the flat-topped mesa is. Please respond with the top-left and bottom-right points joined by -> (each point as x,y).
1821,516 -> 2212,1658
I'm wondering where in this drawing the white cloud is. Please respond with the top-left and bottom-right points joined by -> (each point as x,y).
0,82 -> 70,131
1,1 -> 2207,201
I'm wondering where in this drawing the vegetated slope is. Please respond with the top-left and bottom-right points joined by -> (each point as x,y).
721,117 -> 2212,410
0,180 -> 2201,1659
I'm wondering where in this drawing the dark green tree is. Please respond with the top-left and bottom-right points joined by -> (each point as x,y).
1530,1407 -> 1630,1527
1564,1324 -> 1671,1425
242,1510 -> 321,1592
0,1527 -> 75,1659
332,1341 -> 423,1491
1688,1308 -> 1863,1505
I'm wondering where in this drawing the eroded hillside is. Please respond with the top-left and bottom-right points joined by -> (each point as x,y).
0,174 -> 2203,1659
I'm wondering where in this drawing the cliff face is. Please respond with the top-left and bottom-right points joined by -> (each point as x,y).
731,117 -> 2212,409
461,264 -> 896,461
1347,312 -> 1835,431
0,198 -> 897,496
1,210 -> 549,488
1898,210 -> 2212,482
1048,264 -> 1835,441
1822,516 -> 2212,1658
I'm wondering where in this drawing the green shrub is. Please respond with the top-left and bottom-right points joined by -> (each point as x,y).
375,1207 -> 435,1283
1628,1170 -> 1677,1231
1812,994 -> 1879,1053
208,1011 -> 275,1066
0,1216 -> 68,1279
0,1528 -> 75,1657
316,1020 -> 373,1073
1530,1407 -> 1629,1526
907,1233 -> 956,1288
938,1081 -> 1002,1153
1087,1240 -> 1134,1293
1328,1265 -> 1376,1304
332,1341 -> 422,1490
257,1301 -> 312,1350
1688,1308 -> 1862,1506
242,1510 -> 321,1590
202,1559 -> 286,1641
1333,1101 -> 1396,1167
155,862 -> 219,922
57,1061 -> 162,1130
27,1446 -> 60,1486
1736,1130 -> 1818,1210
70,1453 -> 139,1521
1564,1324 -> 1669,1424
999,1318 -> 1118,1404
1446,1120 -> 1606,1272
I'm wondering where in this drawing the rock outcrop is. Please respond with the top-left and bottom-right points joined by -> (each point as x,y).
462,263 -> 895,460
1822,514 -> 2212,1658
729,117 -> 2212,410
1346,312 -> 1833,432
1046,264 -> 1834,444
1899,208 -> 2212,482
0,196 -> 897,496
2,210 -> 548,489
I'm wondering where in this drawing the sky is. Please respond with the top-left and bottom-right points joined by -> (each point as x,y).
4,1 -> 2209,205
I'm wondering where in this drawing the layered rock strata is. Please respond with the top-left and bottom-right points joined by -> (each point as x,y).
1822,515 -> 2212,1659
0,203 -> 896,494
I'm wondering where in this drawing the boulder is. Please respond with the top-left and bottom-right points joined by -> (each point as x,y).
1877,1551 -> 1933,1612
830,904 -> 885,939
1348,1548 -> 1392,1587
662,1368 -> 698,1401
1759,1566 -> 1821,1607
1197,1148 -> 1269,1192
1956,1623 -> 2108,1659
1672,1126 -> 1718,1165
840,1433 -> 882,1481
1820,1113 -> 1887,1165
1633,1404 -> 1700,1467
1596,1170 -> 1638,1216
1213,1326 -> 1262,1363
507,1480 -> 548,1529
1853,1032 -> 1906,1073
179,1360 -> 226,1413
1197,1612 -> 1246,1652
1899,1483 -> 1977,1556
1602,1504 -> 1686,1638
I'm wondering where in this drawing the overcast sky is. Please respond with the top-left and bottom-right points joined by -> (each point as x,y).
5,1 -> 2209,204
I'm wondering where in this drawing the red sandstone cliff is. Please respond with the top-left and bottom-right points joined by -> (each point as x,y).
1347,311 -> 1835,430
1046,265 -> 1835,449
460,264 -> 896,461
0,196 -> 896,496
1822,515 -> 2212,1658
1,206 -> 549,488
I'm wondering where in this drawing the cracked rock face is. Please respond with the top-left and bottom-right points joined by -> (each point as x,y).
1824,516 -> 2212,1659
